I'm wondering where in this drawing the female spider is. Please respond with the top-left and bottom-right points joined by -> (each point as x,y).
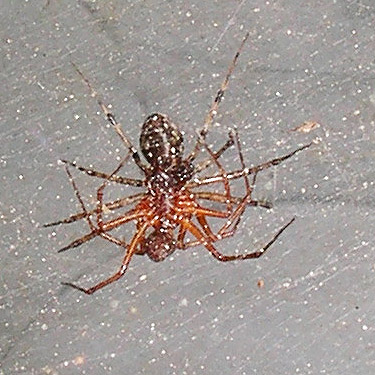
46,33 -> 312,294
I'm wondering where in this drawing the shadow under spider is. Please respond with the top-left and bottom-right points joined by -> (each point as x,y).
45,33 -> 314,294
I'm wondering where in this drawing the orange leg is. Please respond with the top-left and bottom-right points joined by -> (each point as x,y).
202,140 -> 233,213
194,191 -> 272,209
100,232 -> 128,249
62,222 -> 150,294
180,217 -> 296,262
176,213 -> 191,249
196,215 -> 217,242
180,206 -> 228,218
56,210 -> 145,253
96,155 -> 132,230
180,193 -> 269,250
43,192 -> 144,227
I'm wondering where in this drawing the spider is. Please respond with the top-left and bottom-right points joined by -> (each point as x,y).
45,33 -> 312,294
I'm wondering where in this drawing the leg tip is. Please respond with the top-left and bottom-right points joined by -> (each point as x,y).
61,282 -> 92,295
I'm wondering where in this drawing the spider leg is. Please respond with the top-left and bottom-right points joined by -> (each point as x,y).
176,202 -> 230,249
177,201 -> 235,248
43,192 -> 144,227
44,154 -> 144,230
72,62 -> 147,173
182,130 -> 259,249
98,103 -> 148,172
238,142 -> 313,182
187,32 -> 250,163
194,191 -> 272,209
62,221 -> 150,294
52,158 -> 145,253
96,154 -> 131,230
176,214 -> 191,249
181,216 -> 295,261
222,127 -> 259,228
134,220 -> 148,255
59,159 -> 144,187
180,206 -> 228,218
202,171 -> 257,244
179,195 -> 248,249
219,216 -> 296,260
101,210 -> 146,232
94,157 -> 144,251
202,138 -> 233,212
180,210 -> 243,250
188,142 -> 313,188
57,210 -> 145,253
63,164 -> 95,232
57,230 -> 98,253
100,232 -> 128,248
182,127 -> 273,251
233,128 -> 256,197
55,165 -> 100,252
196,214 -> 217,242
179,190 -> 272,250
194,131 -> 234,174
216,192 -> 259,238
212,132 -> 260,237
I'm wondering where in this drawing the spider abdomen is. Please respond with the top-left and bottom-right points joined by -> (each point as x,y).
140,228 -> 176,262
140,113 -> 184,168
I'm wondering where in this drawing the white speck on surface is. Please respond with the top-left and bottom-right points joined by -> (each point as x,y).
179,298 -> 188,307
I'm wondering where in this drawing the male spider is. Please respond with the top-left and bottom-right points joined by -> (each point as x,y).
46,33 -> 312,294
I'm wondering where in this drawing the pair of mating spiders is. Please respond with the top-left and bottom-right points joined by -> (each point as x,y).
46,33 -> 312,294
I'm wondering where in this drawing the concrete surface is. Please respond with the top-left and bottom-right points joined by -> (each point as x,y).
1,0 -> 374,374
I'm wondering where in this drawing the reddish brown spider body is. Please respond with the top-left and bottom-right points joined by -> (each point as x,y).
46,33 -> 313,294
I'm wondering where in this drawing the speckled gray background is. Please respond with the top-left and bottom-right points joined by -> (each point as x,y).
1,0 -> 374,374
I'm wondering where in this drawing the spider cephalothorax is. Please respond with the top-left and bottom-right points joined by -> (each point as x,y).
45,33 -> 313,294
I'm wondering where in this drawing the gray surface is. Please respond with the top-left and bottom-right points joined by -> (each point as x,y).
1,0 -> 374,374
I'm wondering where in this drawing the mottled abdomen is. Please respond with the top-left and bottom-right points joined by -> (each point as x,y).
140,113 -> 184,168
140,229 -> 176,262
